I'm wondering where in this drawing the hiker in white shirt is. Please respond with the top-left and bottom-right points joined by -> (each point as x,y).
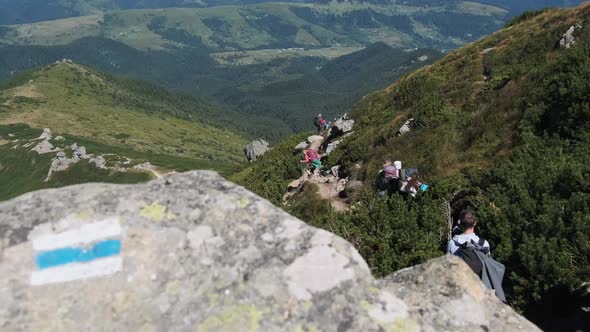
447,211 -> 490,255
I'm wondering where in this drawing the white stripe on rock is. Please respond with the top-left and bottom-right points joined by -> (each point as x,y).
30,256 -> 123,286
32,218 -> 121,251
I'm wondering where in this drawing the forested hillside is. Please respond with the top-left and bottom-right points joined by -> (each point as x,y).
0,38 -> 440,138
236,4 -> 590,329
1,1 -> 581,138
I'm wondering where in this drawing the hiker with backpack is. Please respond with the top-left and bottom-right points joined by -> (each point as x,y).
301,149 -> 322,172
313,114 -> 324,133
376,159 -> 399,198
400,174 -> 429,198
448,211 -> 506,302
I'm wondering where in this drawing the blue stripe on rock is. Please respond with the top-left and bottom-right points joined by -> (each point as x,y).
35,239 -> 121,270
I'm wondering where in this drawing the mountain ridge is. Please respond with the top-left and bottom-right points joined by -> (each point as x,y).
0,61 -> 252,200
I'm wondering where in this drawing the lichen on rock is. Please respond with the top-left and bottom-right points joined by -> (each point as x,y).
0,171 -> 540,331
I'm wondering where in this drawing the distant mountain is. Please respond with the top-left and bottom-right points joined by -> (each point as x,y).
0,0 -> 584,25
0,2 -> 509,50
0,61 -> 250,200
0,0 -> 306,25
474,0 -> 587,15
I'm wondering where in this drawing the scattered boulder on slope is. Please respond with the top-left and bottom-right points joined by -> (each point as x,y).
45,151 -> 77,182
331,116 -> 355,135
244,139 -> 270,162
38,128 -> 52,140
559,24 -> 583,49
90,155 -> 108,169
294,141 -> 308,150
0,172 -> 539,331
306,135 -> 324,144
326,140 -> 341,155
398,118 -> 416,136
31,139 -> 59,155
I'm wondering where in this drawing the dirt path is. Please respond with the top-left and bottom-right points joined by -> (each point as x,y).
315,182 -> 349,212
150,169 -> 163,179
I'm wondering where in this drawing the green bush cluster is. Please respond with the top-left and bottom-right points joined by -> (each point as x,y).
232,133 -> 310,205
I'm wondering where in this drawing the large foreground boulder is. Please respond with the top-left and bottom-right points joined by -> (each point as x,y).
0,172 -> 539,331
244,139 -> 270,162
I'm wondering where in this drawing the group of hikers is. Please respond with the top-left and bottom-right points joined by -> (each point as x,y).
375,159 -> 429,199
300,113 -> 333,171
313,113 -> 331,133
304,114 -> 505,301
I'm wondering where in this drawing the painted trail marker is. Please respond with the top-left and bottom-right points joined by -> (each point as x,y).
30,218 -> 123,286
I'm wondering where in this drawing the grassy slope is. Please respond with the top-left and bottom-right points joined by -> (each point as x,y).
345,3 -> 590,181
0,62 -> 248,165
0,1 -> 508,51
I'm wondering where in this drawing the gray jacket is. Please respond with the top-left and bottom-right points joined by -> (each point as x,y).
472,241 -> 506,302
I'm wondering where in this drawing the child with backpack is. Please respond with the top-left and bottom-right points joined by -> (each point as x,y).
301,149 -> 322,171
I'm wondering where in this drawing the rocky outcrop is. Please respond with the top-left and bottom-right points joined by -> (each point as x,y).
38,128 -> 52,140
294,141 -> 308,150
398,118 -> 416,136
331,116 -> 355,135
559,24 -> 583,49
31,139 -> 59,154
45,151 -> 78,181
0,172 -> 539,331
306,135 -> 325,151
32,128 -> 60,154
19,128 -> 157,181
244,139 -> 270,162
381,256 -> 533,331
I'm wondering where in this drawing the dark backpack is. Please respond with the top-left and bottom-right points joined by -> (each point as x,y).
375,172 -> 387,191
314,116 -> 321,127
405,167 -> 419,178
457,238 -> 487,276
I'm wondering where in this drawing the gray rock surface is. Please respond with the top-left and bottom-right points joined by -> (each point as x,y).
38,128 -> 52,140
244,139 -> 270,162
294,141 -> 308,150
31,139 -> 59,155
45,152 -> 78,182
326,140 -> 341,155
90,155 -> 108,169
0,172 -> 539,331
398,118 -> 416,136
559,24 -> 583,49
381,256 -> 534,331
332,118 -> 355,134
306,135 -> 324,144
481,47 -> 496,54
